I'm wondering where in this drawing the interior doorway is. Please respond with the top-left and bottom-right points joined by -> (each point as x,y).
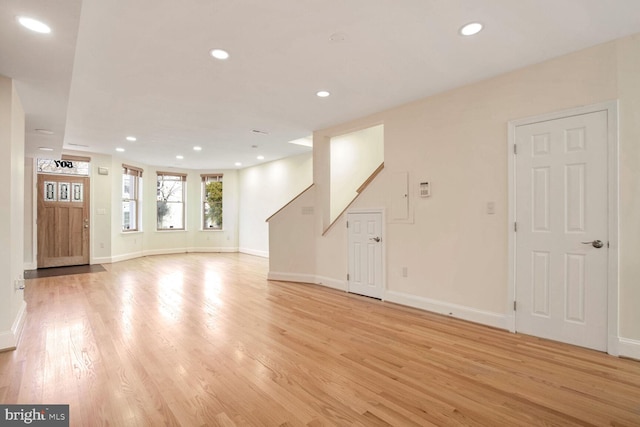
509,102 -> 618,352
347,210 -> 384,299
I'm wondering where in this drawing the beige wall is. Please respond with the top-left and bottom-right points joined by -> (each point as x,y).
23,158 -> 35,268
0,75 -> 26,350
239,152 -> 313,257
616,35 -> 640,340
109,160 -> 241,261
330,125 -> 384,222
300,35 -> 640,352
268,186 -> 316,281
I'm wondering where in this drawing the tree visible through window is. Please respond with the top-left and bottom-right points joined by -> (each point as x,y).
202,174 -> 223,229
157,172 -> 186,230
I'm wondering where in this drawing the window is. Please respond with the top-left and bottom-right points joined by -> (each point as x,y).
122,164 -> 143,231
157,172 -> 186,230
202,174 -> 223,230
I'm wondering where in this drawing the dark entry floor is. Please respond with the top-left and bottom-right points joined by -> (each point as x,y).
24,264 -> 106,279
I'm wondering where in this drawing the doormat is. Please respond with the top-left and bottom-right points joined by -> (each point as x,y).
24,264 -> 106,279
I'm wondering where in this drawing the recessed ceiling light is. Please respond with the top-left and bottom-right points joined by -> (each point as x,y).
316,90 -> 331,98
234,162 -> 242,167
39,147 -> 54,151
18,16 -> 51,34
210,49 -> 230,60
35,128 -> 54,135
257,155 -> 265,160
176,155 -> 184,160
193,146 -> 202,151
116,147 -> 125,152
459,22 -> 483,36
126,136 -> 137,142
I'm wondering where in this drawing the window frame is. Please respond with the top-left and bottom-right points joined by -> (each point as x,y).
156,172 -> 187,231
122,164 -> 143,232
201,174 -> 223,230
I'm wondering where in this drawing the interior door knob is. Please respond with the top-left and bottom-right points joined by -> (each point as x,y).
370,237 -> 381,242
581,240 -> 604,248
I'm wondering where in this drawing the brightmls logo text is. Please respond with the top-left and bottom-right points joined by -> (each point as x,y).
4,408 -> 45,424
0,405 -> 68,426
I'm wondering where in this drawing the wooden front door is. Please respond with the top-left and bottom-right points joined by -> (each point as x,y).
37,174 -> 90,268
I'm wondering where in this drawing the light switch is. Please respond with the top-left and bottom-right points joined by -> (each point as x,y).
487,202 -> 495,215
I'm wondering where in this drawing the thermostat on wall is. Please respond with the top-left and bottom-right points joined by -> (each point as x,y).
419,181 -> 431,197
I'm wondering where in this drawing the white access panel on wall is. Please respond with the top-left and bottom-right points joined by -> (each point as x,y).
390,172 -> 408,220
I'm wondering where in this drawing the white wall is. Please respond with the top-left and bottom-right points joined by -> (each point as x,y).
330,125 -> 383,222
266,34 -> 640,356
88,151 -> 113,263
238,152 -> 312,257
0,76 -> 26,351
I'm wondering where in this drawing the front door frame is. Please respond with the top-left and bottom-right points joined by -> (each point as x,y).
347,208 -> 386,299
507,101 -> 619,355
36,173 -> 91,268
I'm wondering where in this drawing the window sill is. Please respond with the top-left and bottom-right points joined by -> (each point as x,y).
121,230 -> 143,235
201,229 -> 224,232
156,229 -> 187,233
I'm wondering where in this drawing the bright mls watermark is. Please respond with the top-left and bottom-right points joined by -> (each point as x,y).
0,405 -> 68,426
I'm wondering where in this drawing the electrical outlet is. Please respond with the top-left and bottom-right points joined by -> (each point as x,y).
402,267 -> 408,277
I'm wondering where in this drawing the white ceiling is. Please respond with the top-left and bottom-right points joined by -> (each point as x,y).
2,0 -> 640,170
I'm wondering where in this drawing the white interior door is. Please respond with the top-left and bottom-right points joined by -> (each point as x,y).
515,110 -> 609,351
347,212 -> 383,299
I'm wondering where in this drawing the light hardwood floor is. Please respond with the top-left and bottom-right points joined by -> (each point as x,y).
1,253 -> 639,426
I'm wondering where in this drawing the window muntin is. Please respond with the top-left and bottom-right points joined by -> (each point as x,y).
202,174 -> 223,230
157,172 -> 186,230
122,164 -> 143,232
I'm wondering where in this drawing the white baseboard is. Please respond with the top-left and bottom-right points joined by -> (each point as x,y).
0,300 -> 27,351
267,272 -> 347,292
91,256 -> 113,264
188,247 -> 239,254
315,275 -> 347,292
23,261 -> 37,271
384,290 -> 509,330
618,337 -> 640,361
268,271 -> 316,284
239,248 -> 269,258
143,248 -> 188,257
110,251 -> 144,263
